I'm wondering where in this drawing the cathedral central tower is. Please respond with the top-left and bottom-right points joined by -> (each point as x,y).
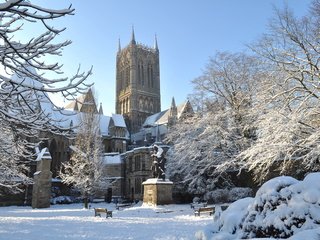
115,29 -> 161,133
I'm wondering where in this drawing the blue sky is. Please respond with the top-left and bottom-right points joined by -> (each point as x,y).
27,0 -> 312,115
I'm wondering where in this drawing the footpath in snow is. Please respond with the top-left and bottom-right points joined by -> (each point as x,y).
0,202 -> 212,240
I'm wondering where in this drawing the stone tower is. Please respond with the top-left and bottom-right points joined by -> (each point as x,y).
115,28 -> 161,133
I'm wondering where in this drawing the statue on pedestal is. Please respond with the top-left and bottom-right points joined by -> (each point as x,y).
143,144 -> 173,205
151,144 -> 166,180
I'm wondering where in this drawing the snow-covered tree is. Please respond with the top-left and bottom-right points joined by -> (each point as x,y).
0,1 -> 91,193
166,52 -> 263,200
0,122 -> 33,194
239,1 -> 320,184
60,101 -> 107,208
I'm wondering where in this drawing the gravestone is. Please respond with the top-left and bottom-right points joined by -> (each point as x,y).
32,148 -> 52,208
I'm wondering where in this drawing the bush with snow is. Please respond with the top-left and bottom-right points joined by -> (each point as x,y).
204,187 -> 253,204
197,172 -> 320,239
50,196 -> 76,205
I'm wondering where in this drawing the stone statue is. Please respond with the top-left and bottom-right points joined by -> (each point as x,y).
151,144 -> 166,180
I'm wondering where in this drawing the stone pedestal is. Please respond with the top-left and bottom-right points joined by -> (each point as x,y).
32,148 -> 52,209
142,178 -> 173,206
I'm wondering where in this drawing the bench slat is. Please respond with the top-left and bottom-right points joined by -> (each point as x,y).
94,208 -> 113,218
194,207 -> 214,216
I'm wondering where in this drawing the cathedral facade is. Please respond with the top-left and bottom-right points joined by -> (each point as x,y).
0,30 -> 195,206
115,29 -> 161,134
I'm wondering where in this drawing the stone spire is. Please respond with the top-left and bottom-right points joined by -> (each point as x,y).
99,102 -> 103,115
168,97 -> 178,126
118,38 -> 121,53
154,34 -> 159,51
131,26 -> 136,45
169,97 -> 177,116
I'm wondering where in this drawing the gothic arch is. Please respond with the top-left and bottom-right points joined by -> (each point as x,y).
149,98 -> 154,112
125,67 -> 130,88
147,63 -> 153,87
144,98 -> 148,111
139,96 -> 143,110
138,59 -> 144,85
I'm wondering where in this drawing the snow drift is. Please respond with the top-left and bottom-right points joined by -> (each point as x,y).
197,172 -> 320,239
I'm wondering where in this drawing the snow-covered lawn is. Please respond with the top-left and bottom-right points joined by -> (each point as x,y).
0,202 -> 212,240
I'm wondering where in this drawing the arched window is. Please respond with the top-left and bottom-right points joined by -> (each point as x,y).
127,98 -> 130,112
150,99 -> 154,112
150,66 -> 154,88
134,155 -> 141,171
138,61 -> 144,85
126,67 -> 130,88
121,101 -> 124,114
144,98 -> 148,111
147,63 -> 153,88
139,97 -> 143,110
125,99 -> 128,113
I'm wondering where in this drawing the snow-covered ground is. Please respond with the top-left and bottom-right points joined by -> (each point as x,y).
0,202 -> 212,240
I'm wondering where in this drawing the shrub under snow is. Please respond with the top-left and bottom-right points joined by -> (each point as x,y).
204,187 -> 253,204
197,172 -> 320,239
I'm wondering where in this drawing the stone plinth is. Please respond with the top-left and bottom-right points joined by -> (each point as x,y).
32,148 -> 52,209
142,178 -> 173,206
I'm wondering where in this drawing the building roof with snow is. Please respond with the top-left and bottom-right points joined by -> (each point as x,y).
112,114 -> 127,128
142,100 -> 193,128
64,88 -> 98,113
102,154 -> 122,165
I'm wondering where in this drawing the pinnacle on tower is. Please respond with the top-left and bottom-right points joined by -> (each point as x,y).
171,97 -> 176,109
169,97 -> 178,121
99,102 -> 103,115
118,38 -> 121,52
131,26 -> 136,44
154,34 -> 159,51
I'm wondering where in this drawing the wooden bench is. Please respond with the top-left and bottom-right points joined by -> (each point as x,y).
94,208 -> 113,218
190,202 -> 207,209
116,203 -> 132,210
194,207 -> 214,216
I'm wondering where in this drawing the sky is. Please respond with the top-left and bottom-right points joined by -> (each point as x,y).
22,0 -> 313,115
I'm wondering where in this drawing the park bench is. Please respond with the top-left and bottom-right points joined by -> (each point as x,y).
115,203 -> 132,210
94,208 -> 113,218
194,207 -> 215,216
190,202 -> 207,209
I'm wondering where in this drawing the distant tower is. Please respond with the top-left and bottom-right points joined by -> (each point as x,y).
115,28 -> 161,133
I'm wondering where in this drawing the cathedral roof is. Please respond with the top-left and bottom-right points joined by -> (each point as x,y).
112,114 -> 126,128
102,154 -> 122,165
64,88 -> 97,113
142,100 -> 193,127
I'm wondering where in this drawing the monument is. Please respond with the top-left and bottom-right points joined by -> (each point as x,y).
142,145 -> 173,206
32,147 -> 52,208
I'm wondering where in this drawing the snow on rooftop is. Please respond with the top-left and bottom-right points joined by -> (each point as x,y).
112,114 -> 126,128
102,155 -> 122,165
143,111 -> 166,127
99,115 -> 111,136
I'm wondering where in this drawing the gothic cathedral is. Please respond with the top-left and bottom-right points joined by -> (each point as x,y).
115,29 -> 161,133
